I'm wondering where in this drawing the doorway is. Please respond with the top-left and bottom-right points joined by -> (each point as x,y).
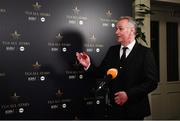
150,1 -> 180,119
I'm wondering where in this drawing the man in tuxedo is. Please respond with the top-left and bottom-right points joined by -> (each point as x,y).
76,16 -> 158,119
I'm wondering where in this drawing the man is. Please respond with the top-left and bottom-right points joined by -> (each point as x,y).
76,16 -> 158,119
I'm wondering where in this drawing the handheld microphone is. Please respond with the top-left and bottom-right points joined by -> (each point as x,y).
97,68 -> 118,91
106,68 -> 118,79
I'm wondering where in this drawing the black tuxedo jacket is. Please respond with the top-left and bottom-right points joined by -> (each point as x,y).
87,42 -> 158,119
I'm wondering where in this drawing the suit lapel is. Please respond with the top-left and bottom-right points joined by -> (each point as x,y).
125,42 -> 140,65
112,43 -> 140,69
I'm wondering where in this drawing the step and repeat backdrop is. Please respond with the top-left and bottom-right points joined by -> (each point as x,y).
0,0 -> 132,119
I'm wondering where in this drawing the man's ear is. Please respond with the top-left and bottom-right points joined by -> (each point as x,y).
131,27 -> 136,34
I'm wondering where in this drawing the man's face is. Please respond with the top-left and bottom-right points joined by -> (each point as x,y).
115,19 -> 134,44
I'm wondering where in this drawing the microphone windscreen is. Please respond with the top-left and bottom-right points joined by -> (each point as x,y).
106,68 -> 118,79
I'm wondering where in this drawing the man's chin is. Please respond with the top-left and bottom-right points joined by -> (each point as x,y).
117,38 -> 122,43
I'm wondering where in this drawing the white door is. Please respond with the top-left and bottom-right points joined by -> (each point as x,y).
150,3 -> 180,120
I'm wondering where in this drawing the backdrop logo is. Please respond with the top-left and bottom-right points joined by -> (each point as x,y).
106,9 -> 112,18
0,72 -> 6,77
66,4 -> 88,25
32,61 -> 41,70
89,34 -> 97,42
24,61 -> 50,82
72,6 -> 80,15
72,60 -> 81,70
0,8 -> 7,14
1,30 -> 30,52
10,92 -> 20,102
56,33 -> 63,41
25,2 -> 51,22
48,89 -> 72,110
100,9 -> 117,28
84,33 -> 104,53
65,56 -> 84,80
48,33 -> 71,52
65,61 -> 84,80
32,2 -> 42,11
1,92 -> 30,115
56,89 -> 64,97
11,30 -> 21,40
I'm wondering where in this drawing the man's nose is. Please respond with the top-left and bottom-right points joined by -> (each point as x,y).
115,29 -> 119,34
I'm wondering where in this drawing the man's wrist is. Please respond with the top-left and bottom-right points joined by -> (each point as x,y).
84,63 -> 91,70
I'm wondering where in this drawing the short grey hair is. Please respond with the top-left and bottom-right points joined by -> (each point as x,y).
119,16 -> 137,33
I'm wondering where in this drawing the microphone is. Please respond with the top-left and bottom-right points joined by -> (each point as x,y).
106,68 -> 118,79
97,68 -> 118,91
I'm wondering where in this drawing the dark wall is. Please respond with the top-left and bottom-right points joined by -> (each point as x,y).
0,0 -> 132,119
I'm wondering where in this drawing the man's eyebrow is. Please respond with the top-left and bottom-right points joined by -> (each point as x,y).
116,25 -> 123,27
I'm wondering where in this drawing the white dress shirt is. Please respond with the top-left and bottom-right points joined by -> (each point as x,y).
120,40 -> 136,59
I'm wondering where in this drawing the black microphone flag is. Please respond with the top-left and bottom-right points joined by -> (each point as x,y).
97,68 -> 118,91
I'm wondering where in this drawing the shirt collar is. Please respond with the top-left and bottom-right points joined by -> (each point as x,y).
121,40 -> 136,50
